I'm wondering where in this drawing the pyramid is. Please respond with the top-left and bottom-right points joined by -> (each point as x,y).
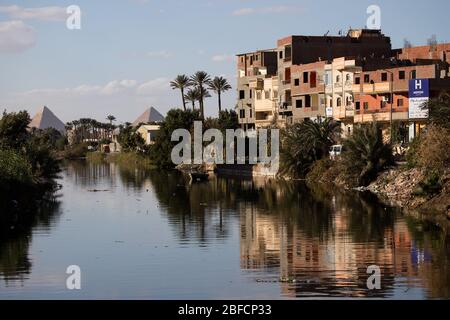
132,107 -> 164,127
29,106 -> 66,133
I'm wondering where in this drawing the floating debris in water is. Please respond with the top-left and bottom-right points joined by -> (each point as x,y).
87,189 -> 109,192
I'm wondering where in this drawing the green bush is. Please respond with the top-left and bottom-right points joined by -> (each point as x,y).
413,171 -> 442,196
0,149 -> 33,190
63,143 -> 89,159
305,158 -> 333,183
406,136 -> 421,168
341,122 -> 394,186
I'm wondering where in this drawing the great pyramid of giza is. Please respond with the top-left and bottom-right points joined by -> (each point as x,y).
132,107 -> 164,127
29,106 -> 66,133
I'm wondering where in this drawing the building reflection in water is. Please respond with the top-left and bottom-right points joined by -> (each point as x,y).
238,179 -> 449,298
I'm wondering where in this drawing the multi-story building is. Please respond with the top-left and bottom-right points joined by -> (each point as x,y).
352,60 -> 450,141
236,30 -> 450,143
236,49 -> 278,130
276,29 -> 392,124
288,61 -> 327,123
324,57 -> 361,136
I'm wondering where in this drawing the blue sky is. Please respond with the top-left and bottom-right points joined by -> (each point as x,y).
0,0 -> 449,124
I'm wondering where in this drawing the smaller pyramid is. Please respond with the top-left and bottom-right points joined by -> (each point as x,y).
29,106 -> 66,133
132,107 -> 164,127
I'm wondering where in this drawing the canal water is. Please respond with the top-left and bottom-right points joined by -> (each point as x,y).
0,160 -> 449,299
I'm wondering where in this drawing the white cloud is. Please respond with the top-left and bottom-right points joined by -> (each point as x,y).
136,78 -> 169,95
20,79 -> 139,97
0,20 -> 36,53
232,5 -> 303,16
212,54 -> 234,62
18,78 -> 169,99
0,5 -> 67,21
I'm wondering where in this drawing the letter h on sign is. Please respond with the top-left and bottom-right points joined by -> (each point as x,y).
415,80 -> 422,90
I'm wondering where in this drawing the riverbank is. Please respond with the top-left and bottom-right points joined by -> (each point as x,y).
367,167 -> 450,218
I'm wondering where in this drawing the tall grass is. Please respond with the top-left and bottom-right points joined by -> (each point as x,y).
107,152 -> 156,170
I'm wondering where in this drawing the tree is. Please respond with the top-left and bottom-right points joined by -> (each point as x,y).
107,115 -> 116,125
0,110 -> 31,149
299,118 -> 341,160
170,75 -> 192,111
218,109 -> 239,131
342,122 -> 393,186
150,109 -> 201,168
184,87 -> 201,110
117,124 -> 148,153
424,91 -> 450,131
279,118 -> 341,179
209,76 -> 232,113
190,71 -> 211,120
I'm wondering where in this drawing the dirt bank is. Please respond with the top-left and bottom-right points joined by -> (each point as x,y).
368,167 -> 450,219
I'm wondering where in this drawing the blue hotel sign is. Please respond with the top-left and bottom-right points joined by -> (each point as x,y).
408,79 -> 429,119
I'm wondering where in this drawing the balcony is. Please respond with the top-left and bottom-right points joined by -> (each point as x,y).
374,82 -> 391,93
249,78 -> 264,90
362,84 -> 375,93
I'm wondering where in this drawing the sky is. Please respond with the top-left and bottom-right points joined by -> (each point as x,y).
0,0 -> 449,124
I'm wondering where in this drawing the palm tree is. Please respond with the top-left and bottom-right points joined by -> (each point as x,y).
185,87 -> 201,110
279,118 -> 341,179
107,115 -> 116,126
170,75 -> 192,111
343,122 -> 393,186
208,76 -> 232,113
190,71 -> 211,120
299,117 -> 341,160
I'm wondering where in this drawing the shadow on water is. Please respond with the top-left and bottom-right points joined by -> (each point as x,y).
0,190 -> 62,284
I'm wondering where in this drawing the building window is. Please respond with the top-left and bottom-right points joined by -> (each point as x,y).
279,51 -> 283,59
336,75 -> 341,83
399,70 -> 405,79
303,72 -> 309,83
305,95 -> 311,108
355,101 -> 361,110
265,90 -> 270,99
397,98 -> 404,107
249,90 -> 252,99
336,97 -> 342,107
273,90 -> 278,98
239,109 -> 245,118
256,91 -> 262,100
249,109 -> 252,118
346,74 -> 351,82
364,74 -> 370,83
355,77 -> 360,84
294,78 -> 300,86
381,72 -> 388,82
239,90 -> 245,99
296,99 -> 303,108
363,102 -> 369,110
410,70 -> 416,79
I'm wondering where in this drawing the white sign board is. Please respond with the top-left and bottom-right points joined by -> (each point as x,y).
408,79 -> 429,119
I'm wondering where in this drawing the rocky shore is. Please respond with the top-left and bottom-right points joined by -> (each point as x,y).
367,167 -> 450,220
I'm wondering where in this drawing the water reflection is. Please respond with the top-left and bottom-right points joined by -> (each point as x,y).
0,200 -> 62,284
0,160 -> 448,299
